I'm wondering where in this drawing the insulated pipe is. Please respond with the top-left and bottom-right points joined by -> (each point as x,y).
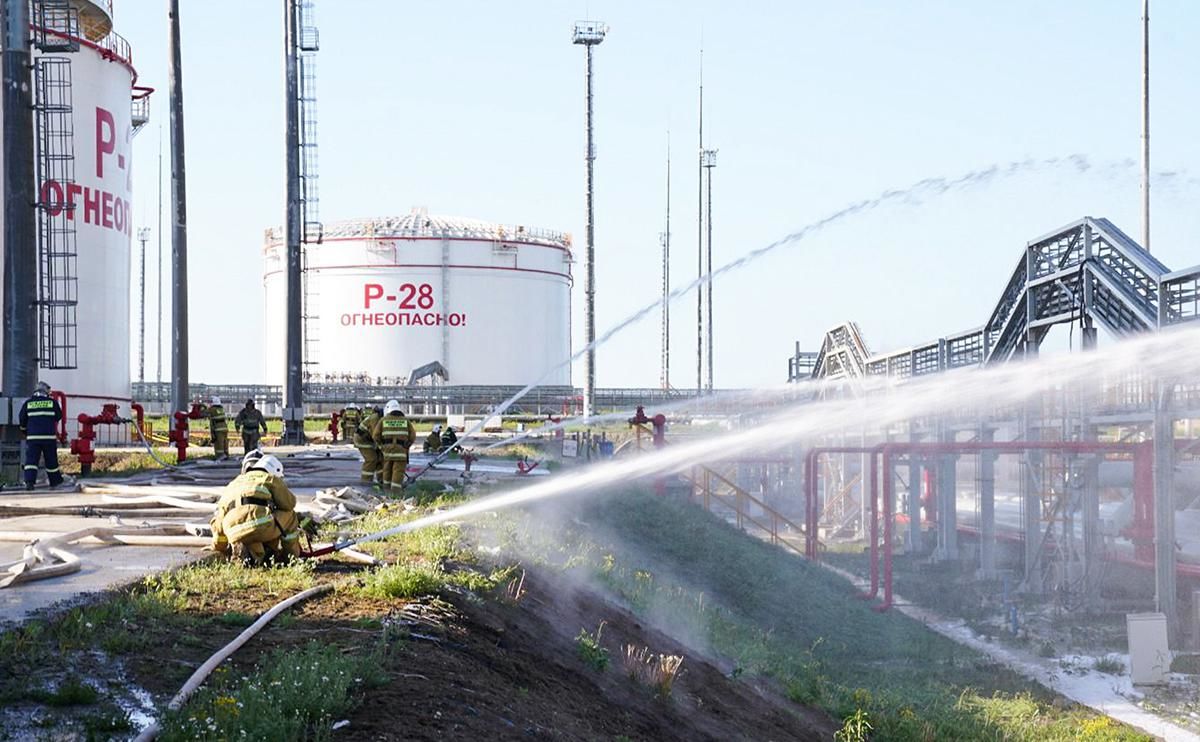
133,584 -> 333,742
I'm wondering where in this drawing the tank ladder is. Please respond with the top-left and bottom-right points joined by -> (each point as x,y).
297,0 -> 323,379
32,0 -> 81,370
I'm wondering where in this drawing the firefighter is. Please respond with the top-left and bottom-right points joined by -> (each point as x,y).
373,400 -> 415,493
18,381 -> 64,490
354,405 -> 383,484
440,424 -> 459,454
424,425 -> 442,455
204,396 -> 230,460
209,454 -> 301,565
339,403 -> 361,444
235,398 -> 268,453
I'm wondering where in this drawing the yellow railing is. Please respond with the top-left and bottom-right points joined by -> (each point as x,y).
685,465 -> 809,557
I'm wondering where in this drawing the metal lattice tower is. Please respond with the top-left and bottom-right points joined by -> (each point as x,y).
573,20 -> 606,418
31,7 -> 80,370
660,132 -> 671,391
702,148 -> 717,392
297,0 -> 322,379
137,227 -> 150,382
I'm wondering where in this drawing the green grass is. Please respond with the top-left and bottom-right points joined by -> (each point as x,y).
159,642 -> 387,741
358,563 -> 446,599
482,489 -> 1150,741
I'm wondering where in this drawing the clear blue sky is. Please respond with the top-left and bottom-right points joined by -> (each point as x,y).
121,1 -> 1200,389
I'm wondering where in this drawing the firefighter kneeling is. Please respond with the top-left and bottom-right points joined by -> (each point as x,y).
210,454 -> 301,565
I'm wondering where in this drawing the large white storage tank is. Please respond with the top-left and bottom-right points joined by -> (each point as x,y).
263,210 -> 573,387
0,1 -> 143,414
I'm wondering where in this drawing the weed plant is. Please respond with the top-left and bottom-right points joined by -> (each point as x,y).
575,623 -> 610,671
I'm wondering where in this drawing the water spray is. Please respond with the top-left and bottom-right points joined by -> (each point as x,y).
406,157 -> 1109,486
326,324 -> 1200,558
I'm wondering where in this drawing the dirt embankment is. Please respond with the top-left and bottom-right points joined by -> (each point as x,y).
337,570 -> 835,741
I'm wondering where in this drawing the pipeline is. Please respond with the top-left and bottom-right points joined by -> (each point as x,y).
132,584 -> 334,742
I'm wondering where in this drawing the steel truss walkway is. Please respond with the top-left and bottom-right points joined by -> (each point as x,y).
793,217 -> 1200,382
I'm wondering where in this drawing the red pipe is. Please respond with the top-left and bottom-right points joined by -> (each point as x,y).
130,402 -> 145,439
880,449 -> 894,611
1129,441 -> 1155,562
49,390 -> 68,444
805,446 -> 881,561
871,440 -> 1144,611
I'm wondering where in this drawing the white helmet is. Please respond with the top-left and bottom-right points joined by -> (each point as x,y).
433,425 -> 442,433
346,402 -> 359,410
211,396 -> 222,405
384,399 -> 401,416
252,454 -> 284,478
241,448 -> 264,473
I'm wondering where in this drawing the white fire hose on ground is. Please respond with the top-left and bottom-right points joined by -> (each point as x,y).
0,523 -> 203,588
132,584 -> 334,742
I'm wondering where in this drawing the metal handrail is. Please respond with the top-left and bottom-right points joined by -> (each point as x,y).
686,465 -> 809,557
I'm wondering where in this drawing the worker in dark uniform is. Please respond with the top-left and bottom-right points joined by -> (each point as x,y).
235,399 -> 268,453
18,381 -> 64,490
440,424 -> 459,455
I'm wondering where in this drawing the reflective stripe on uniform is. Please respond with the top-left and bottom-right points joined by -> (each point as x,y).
281,530 -> 300,542
23,465 -> 37,470
382,453 -> 408,460
26,411 -> 57,416
26,435 -> 58,440
226,515 -> 274,538
45,467 -> 60,473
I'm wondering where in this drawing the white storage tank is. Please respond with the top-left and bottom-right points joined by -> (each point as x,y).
0,1 -> 143,419
263,209 -> 574,387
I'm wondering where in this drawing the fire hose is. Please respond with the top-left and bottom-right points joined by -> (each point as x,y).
132,584 -> 334,742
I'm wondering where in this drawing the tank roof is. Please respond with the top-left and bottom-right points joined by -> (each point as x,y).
265,208 -> 572,249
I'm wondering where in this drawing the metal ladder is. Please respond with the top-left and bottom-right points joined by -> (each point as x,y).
32,1 -> 81,369
297,0 -> 323,378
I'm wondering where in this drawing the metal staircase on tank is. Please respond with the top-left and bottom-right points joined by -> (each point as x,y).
297,0 -> 323,380
31,0 -> 81,370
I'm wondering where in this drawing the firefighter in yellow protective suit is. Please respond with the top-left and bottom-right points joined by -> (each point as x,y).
203,396 -> 230,460
339,403 -> 361,444
373,400 -> 415,493
209,454 -> 302,565
424,425 -> 442,455
354,405 -> 383,484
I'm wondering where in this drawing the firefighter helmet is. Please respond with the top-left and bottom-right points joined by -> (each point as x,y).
252,454 -> 284,478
